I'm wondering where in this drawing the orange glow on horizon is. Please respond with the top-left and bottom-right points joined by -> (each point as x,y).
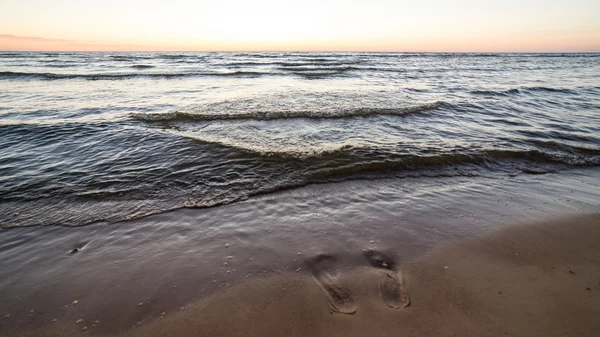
1,0 -> 599,52
2,33 -> 599,53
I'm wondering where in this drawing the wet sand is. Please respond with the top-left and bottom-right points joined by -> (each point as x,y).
21,213 -> 600,337
1,169 -> 599,336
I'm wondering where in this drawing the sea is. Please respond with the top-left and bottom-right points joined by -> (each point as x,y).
1,52 -> 599,229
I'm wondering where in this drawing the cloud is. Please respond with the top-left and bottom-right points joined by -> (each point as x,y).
0,34 -> 148,51
0,34 -> 73,43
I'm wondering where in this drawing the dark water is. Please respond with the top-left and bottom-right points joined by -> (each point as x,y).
1,52 -> 599,228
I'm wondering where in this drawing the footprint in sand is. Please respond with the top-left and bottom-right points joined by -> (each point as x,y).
363,250 -> 410,309
305,254 -> 356,315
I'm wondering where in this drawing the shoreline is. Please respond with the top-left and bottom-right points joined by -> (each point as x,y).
23,213 -> 600,337
1,168 -> 599,336
111,212 -> 600,337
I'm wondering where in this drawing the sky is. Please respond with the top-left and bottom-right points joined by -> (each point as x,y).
1,0 -> 599,52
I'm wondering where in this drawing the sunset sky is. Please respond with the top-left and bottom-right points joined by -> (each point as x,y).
1,0 -> 599,52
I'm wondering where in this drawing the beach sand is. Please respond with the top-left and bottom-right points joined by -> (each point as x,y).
28,213 -> 600,337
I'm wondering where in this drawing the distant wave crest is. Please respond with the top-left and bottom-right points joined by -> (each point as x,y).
131,102 -> 446,122
471,86 -> 577,96
0,70 -> 269,80
130,64 -> 155,69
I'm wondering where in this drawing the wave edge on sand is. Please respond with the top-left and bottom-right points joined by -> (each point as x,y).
28,213 -> 600,337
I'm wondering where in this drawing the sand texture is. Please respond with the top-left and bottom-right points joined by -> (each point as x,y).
22,213 -> 599,337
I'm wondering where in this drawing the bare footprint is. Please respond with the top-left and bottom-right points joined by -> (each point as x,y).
363,250 -> 410,309
379,270 -> 410,309
305,254 -> 356,314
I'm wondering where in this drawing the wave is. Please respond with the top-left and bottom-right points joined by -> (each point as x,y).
38,63 -> 78,68
470,89 -> 520,96
471,86 -> 577,96
108,54 -> 206,63
230,53 -> 283,59
132,102 -> 446,122
179,131 -> 600,166
0,70 -> 270,80
278,66 -> 357,72
130,64 -> 155,69
109,55 -> 153,61
274,60 -> 364,67
514,53 -> 600,58
523,86 -> 577,94
0,69 -> 352,81
221,61 -> 272,67
293,71 -> 353,79
157,54 -> 189,59
3,123 -> 598,228
222,60 -> 365,68
275,65 -> 402,76
301,149 -> 578,182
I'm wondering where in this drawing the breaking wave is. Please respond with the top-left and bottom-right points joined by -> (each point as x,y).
132,102 -> 446,122
0,70 -> 271,80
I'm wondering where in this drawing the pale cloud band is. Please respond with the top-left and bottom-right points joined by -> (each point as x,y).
0,34 -> 147,52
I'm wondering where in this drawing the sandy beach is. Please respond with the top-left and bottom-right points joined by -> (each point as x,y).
16,213 -> 599,337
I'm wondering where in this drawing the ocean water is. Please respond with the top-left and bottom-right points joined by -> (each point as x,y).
1,52 -> 599,228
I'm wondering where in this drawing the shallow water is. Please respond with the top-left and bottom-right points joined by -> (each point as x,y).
0,167 -> 599,335
1,52 -> 600,228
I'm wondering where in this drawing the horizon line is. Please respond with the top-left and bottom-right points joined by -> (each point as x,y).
2,49 -> 600,53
